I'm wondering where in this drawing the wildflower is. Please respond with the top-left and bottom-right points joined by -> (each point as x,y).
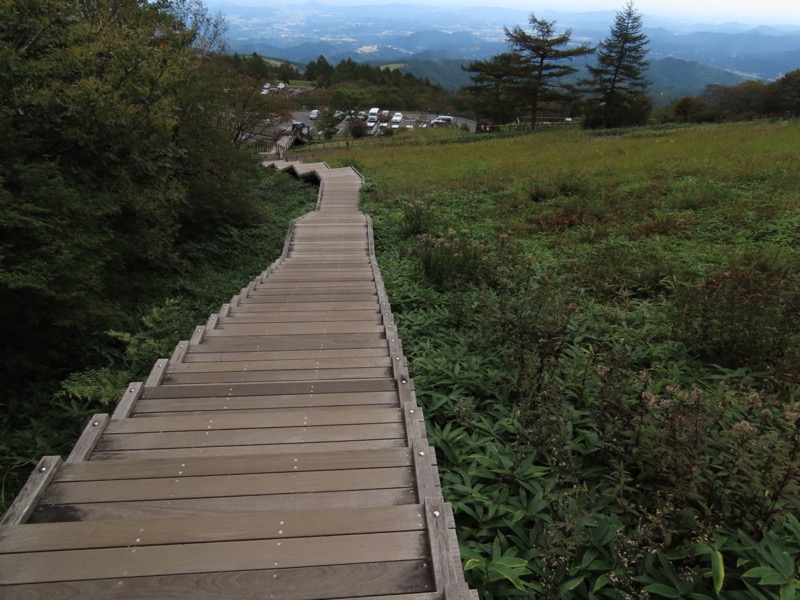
745,392 -> 762,409
760,409 -> 773,422
596,364 -> 610,377
732,420 -> 756,437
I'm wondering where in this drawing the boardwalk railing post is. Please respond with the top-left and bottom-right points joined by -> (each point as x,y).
67,414 -> 110,462
0,456 -> 61,526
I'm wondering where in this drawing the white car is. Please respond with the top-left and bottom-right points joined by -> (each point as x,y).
277,82 -> 286,90
309,109 -> 319,120
430,115 -> 454,127
391,112 -> 403,124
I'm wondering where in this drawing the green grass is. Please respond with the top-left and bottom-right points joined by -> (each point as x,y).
321,120 -> 800,599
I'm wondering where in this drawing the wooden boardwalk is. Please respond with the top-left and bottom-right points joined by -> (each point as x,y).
0,161 -> 476,599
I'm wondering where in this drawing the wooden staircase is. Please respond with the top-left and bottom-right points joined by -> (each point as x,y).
0,160 -> 477,600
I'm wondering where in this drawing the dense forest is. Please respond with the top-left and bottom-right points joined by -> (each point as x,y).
0,0 -> 314,507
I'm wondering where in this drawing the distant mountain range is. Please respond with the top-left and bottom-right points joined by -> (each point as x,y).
208,1 -> 800,105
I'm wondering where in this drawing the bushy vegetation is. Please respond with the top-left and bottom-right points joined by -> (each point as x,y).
297,56 -> 455,114
0,0 -> 318,510
331,121 -> 800,598
0,166 -> 317,511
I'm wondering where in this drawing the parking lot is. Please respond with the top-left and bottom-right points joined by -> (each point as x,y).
291,111 -> 475,133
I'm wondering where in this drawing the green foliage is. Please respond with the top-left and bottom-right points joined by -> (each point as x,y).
581,2 -> 652,129
354,120 -> 800,599
295,57 -> 453,112
1,168 -> 319,513
402,199 -> 435,236
418,229 -> 493,291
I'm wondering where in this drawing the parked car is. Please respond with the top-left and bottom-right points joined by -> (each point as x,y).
391,112 -> 403,124
358,110 -> 367,120
277,82 -> 286,90
309,109 -> 319,120
430,115 -> 454,127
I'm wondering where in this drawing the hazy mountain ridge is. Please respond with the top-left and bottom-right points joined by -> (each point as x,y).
209,1 -> 800,102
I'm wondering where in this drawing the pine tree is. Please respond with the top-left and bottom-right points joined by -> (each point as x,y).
462,53 -> 525,126
505,15 -> 594,130
583,1 -> 652,128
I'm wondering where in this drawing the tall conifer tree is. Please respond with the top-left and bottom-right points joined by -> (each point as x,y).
583,1 -> 652,128
505,15 -> 594,130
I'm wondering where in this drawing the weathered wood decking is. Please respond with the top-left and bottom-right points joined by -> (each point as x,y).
0,161 -> 476,599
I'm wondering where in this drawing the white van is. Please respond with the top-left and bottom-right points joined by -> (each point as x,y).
367,107 -> 380,125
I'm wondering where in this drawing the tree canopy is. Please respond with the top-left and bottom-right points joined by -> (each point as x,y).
504,15 -> 595,129
0,0 -> 272,411
582,1 -> 652,128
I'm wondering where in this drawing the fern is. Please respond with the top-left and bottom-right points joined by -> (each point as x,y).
55,367 -> 131,407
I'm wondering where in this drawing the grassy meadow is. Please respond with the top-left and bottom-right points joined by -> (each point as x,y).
314,121 -> 800,598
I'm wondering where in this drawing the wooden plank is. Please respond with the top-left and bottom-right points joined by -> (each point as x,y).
55,448 -> 413,482
133,391 -> 398,414
66,414 -> 109,463
143,358 -> 169,388
166,356 -> 391,373
106,407 -> 401,434
413,442 -> 438,502
161,366 -> 392,384
263,270 -> 374,278
91,439 -> 407,461
205,322 -> 385,336
189,325 -> 205,345
217,311 -> 381,324
0,456 -> 62,526
0,561 -> 436,600
111,382 -> 144,419
0,504 -> 425,553
0,531 -> 427,584
426,499 -> 461,595
41,467 -> 415,504
169,340 -> 190,364
95,422 -> 405,451
183,348 -> 388,362
240,293 -> 377,304
31,488 -> 417,522
228,300 -> 381,313
251,281 -> 376,291
141,378 -> 395,399
172,333 -> 388,353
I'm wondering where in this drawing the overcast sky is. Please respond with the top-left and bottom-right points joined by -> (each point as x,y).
254,0 -> 800,26
492,0 -> 798,23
